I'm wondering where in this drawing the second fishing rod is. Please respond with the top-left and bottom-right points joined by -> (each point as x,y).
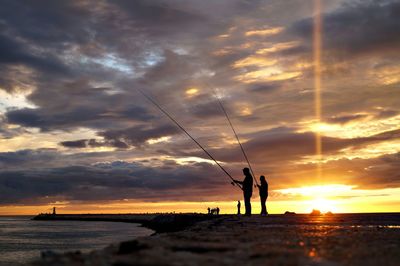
209,87 -> 259,187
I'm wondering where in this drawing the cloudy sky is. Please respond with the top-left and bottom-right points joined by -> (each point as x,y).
1,0 -> 399,214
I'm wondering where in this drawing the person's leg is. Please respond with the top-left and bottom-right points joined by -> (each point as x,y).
261,197 -> 264,214
260,197 -> 266,215
249,199 -> 252,216
244,196 -> 251,216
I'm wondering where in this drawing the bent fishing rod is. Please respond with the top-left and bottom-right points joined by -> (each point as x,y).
211,88 -> 259,187
138,89 -> 242,190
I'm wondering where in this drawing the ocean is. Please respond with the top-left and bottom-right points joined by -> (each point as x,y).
0,216 -> 154,266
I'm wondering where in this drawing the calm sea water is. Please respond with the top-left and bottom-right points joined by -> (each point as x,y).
0,216 -> 154,266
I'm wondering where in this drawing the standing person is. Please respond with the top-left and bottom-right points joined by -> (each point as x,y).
237,201 -> 241,215
234,168 -> 253,216
257,175 -> 269,216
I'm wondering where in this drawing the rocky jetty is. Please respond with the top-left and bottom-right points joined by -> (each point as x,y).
32,213 -> 218,233
32,213 -> 156,224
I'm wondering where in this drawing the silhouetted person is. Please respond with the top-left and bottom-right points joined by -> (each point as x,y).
216,207 -> 220,215
234,167 -> 253,216
257,175 -> 268,216
237,201 -> 241,215
208,207 -> 211,215
52,207 -> 56,216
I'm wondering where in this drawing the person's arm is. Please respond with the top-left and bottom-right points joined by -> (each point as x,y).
234,179 -> 244,185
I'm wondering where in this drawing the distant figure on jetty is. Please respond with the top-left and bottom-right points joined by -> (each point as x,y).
52,207 -> 56,216
257,175 -> 268,216
234,167 -> 253,216
237,201 -> 241,215
208,208 -> 219,215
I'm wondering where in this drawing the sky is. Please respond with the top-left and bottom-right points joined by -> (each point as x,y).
0,0 -> 399,215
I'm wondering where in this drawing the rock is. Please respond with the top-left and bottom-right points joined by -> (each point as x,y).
143,214 -> 217,232
310,209 -> 321,216
118,240 -> 149,254
41,250 -> 58,259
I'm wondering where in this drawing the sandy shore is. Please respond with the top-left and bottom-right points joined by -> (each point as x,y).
32,213 -> 400,266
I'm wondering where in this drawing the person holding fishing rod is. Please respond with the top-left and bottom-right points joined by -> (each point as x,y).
139,88 -> 261,217
212,88 -> 263,217
233,167 -> 253,216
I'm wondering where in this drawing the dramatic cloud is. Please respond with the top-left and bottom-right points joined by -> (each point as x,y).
99,124 -> 180,147
291,0 -> 400,56
0,0 -> 399,211
171,126 -> 400,166
326,114 -> 368,124
60,140 -> 88,148
0,160 -> 228,204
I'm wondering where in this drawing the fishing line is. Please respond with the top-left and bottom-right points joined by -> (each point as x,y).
138,88 -> 242,190
210,87 -> 259,186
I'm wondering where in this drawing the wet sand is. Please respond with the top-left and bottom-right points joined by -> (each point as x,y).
32,213 -> 400,266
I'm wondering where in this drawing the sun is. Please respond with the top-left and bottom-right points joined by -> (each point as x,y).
277,184 -> 352,213
309,197 -> 338,213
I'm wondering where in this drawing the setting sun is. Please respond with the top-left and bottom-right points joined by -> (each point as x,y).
308,198 -> 338,213
276,185 -> 353,213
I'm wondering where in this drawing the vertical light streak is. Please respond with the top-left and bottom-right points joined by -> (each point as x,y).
313,0 -> 322,180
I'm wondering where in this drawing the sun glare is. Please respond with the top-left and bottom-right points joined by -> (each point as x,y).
310,122 -> 339,134
277,184 -> 355,213
277,184 -> 355,196
308,197 -> 338,213
185,87 -> 199,97
300,113 -> 400,139
313,0 -> 323,181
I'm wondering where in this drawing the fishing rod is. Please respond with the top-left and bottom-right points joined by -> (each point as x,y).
212,88 -> 259,187
138,89 -> 242,190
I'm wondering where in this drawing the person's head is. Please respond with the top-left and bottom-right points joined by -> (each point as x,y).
260,175 -> 266,182
243,167 -> 250,175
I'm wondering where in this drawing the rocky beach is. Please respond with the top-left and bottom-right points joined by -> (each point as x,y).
31,213 -> 400,266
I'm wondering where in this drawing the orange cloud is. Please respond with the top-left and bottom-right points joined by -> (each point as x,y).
245,27 -> 284,37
